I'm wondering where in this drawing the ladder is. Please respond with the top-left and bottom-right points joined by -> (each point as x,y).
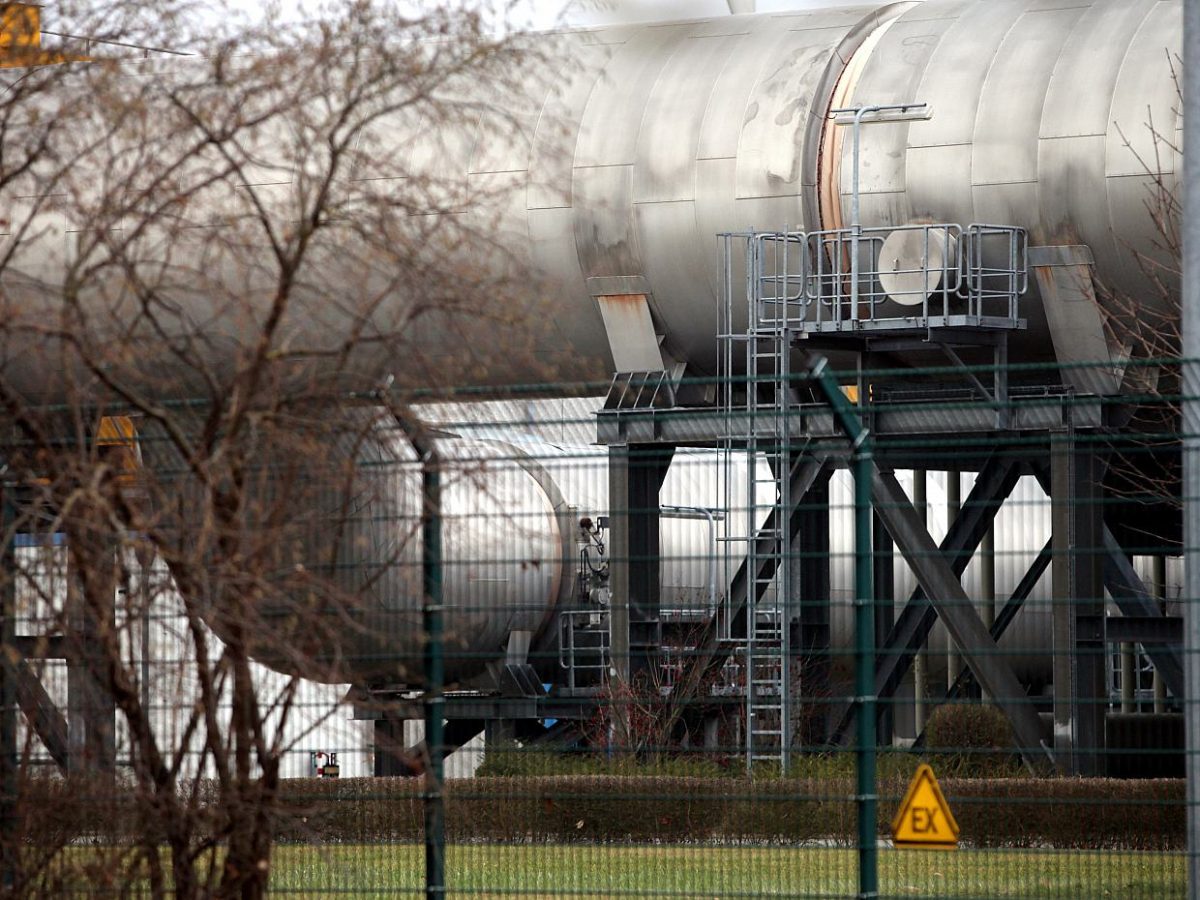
719,231 -> 807,773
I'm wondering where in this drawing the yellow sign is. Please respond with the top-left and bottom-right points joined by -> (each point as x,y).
890,763 -> 959,849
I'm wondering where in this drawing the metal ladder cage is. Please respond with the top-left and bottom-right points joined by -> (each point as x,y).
718,230 -> 798,771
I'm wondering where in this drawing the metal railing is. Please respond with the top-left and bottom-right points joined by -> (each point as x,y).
726,222 -> 1027,337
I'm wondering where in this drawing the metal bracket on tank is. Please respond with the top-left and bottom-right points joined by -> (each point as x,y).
1029,244 -> 1129,396
497,631 -> 545,699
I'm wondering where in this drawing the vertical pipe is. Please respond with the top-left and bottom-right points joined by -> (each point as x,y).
873,512 -> 894,746
422,461 -> 445,900
913,469 -> 928,733
1050,434 -> 1075,774
140,564 -> 152,735
1154,555 -> 1168,714
1183,0 -> 1200,889
849,113 -> 863,323
1121,643 -> 1136,714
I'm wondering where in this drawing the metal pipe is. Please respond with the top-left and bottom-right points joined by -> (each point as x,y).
853,432 -> 875,897
1121,643 -> 1136,714
850,110 -> 864,324
0,490 -> 14,891
980,523 -> 995,702
831,103 -> 930,326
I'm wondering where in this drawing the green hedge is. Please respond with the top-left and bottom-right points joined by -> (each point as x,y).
273,775 -> 1185,850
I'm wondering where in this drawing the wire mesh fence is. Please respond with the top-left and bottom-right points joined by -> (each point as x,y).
0,358 -> 1187,898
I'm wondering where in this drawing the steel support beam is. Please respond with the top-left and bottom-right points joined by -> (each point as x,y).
1078,615 -> 1183,645
1030,463 -> 1185,701
1048,438 -> 1106,775
831,456 -> 1023,745
797,468 -> 833,747
873,509 -> 894,745
608,444 -> 674,680
1100,532 -> 1186,699
66,555 -> 116,775
914,539 -> 1052,746
871,468 -> 1052,772
15,659 -> 68,770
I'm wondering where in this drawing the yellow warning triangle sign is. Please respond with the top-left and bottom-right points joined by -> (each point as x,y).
890,763 -> 959,849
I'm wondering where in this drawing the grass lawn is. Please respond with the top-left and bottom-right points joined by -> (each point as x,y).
264,843 -> 1186,898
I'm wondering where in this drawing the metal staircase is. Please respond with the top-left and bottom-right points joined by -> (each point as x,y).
717,222 -> 1028,774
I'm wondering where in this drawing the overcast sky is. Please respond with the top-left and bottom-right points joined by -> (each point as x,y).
510,0 -> 879,28
206,0 -> 890,33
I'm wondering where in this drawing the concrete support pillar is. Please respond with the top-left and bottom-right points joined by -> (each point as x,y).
373,718 -> 413,777
484,718 -> 517,774
1050,436 -> 1106,775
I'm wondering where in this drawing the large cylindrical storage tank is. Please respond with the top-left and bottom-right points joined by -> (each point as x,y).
2,1 -> 1179,394
400,0 -> 1180,379
141,414 -> 567,686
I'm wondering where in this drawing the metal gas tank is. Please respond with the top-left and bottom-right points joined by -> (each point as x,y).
141,411 -> 566,686
1,0 -> 1181,392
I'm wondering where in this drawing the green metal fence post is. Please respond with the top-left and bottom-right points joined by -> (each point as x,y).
383,396 -> 447,899
853,434 -> 876,897
0,487 -> 15,893
422,459 -> 445,899
808,356 -> 877,898
1183,0 -> 1200,889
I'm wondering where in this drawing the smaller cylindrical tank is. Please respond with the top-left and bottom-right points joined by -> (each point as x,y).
142,410 -> 566,686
